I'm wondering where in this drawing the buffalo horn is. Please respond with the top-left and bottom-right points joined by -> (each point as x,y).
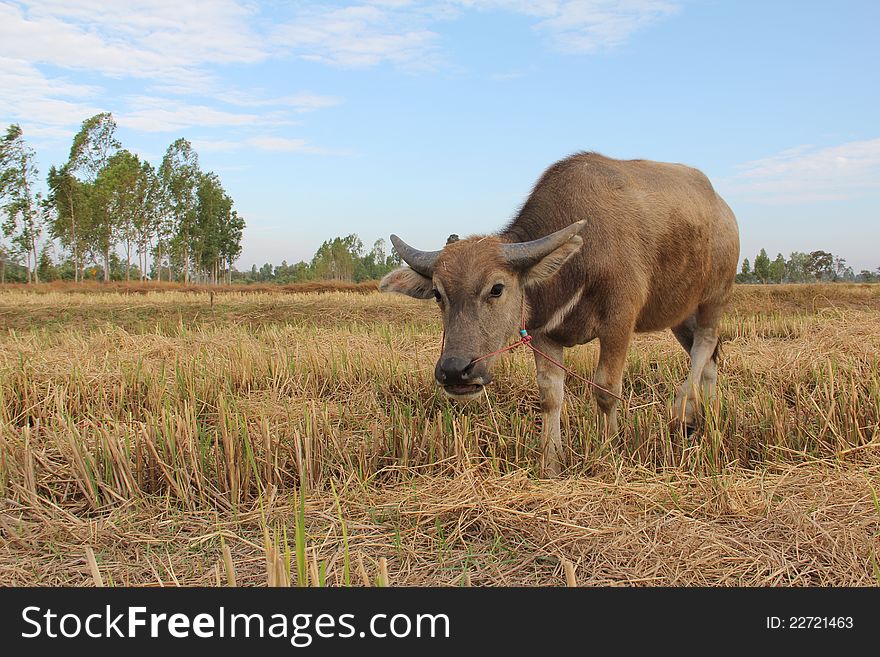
500,220 -> 586,270
390,235 -> 441,277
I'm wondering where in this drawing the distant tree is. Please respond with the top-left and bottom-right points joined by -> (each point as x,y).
290,261 -> 312,282
69,113 -> 121,180
832,256 -> 854,282
274,260 -> 290,280
218,209 -> 244,284
46,163 -> 88,282
108,151 -> 143,281
134,161 -> 161,281
856,269 -> 879,283
88,150 -> 142,282
768,253 -> 786,284
0,243 -> 8,283
0,124 -> 41,282
312,234 -> 364,281
785,252 -> 811,283
105,251 -> 132,281
0,244 -> 28,282
86,168 -> 114,282
194,171 -> 234,283
371,238 -> 386,262
753,249 -> 771,284
357,238 -> 396,281
808,250 -> 834,282
151,179 -> 174,282
67,113 -> 120,282
446,234 -> 460,244
55,255 -> 76,281
37,243 -> 58,282
160,138 -> 200,284
735,258 -> 752,284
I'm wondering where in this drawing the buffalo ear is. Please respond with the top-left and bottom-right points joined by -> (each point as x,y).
379,267 -> 435,299
524,235 -> 582,287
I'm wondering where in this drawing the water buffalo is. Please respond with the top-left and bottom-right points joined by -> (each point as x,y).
380,152 -> 740,476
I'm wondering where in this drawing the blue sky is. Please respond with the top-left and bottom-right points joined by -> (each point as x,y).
2,0 -> 878,272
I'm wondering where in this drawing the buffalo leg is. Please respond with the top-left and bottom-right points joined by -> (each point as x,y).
593,327 -> 632,438
672,307 -> 721,427
532,336 -> 566,477
671,314 -> 696,354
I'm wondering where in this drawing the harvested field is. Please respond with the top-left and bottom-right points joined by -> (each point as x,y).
0,283 -> 878,586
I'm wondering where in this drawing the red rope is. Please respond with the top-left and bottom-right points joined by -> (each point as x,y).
468,332 -> 532,365
522,339 -> 625,402
468,306 -> 532,366
447,304 -> 625,403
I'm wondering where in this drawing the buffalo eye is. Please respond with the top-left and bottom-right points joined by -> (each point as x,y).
433,289 -> 442,303
489,283 -> 504,298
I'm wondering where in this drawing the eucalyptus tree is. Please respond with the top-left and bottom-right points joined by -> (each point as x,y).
67,112 -> 120,281
159,138 -> 200,283
84,149 -> 143,282
311,234 -> 367,281
0,124 -> 42,283
69,113 -> 121,181
808,250 -> 834,282
0,243 -> 10,283
47,164 -> 88,281
151,175 -> 174,282
753,248 -> 771,284
104,150 -> 143,281
134,161 -> 162,281
218,209 -> 244,284
768,253 -> 786,284
195,171 -> 233,283
86,167 -> 112,281
784,252 -> 811,283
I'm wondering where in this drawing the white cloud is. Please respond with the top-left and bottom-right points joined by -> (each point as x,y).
452,0 -> 679,52
189,139 -> 242,154
273,4 -> 441,69
1,1 -> 266,87
534,1 -> 679,52
216,91 -> 344,113
246,136 -> 334,154
1,0 -> 679,152
271,1 -> 678,70
726,138 -> 880,203
192,136 -> 341,156
0,57 -> 103,138
116,97 -> 278,133
0,3 -> 347,144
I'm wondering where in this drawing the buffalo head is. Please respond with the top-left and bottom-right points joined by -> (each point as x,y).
380,221 -> 585,400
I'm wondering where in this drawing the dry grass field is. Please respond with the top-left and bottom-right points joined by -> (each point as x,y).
0,283 -> 878,586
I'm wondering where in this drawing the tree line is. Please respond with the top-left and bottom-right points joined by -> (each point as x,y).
234,233 -> 474,285
0,113 -> 244,284
239,237 -> 880,286
236,234 -> 402,284
737,249 -> 880,284
4,132 -> 877,289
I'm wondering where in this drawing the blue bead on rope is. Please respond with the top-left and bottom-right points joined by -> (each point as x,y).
519,328 -> 528,338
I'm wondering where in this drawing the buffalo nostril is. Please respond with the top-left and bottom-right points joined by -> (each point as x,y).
437,356 -> 474,385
